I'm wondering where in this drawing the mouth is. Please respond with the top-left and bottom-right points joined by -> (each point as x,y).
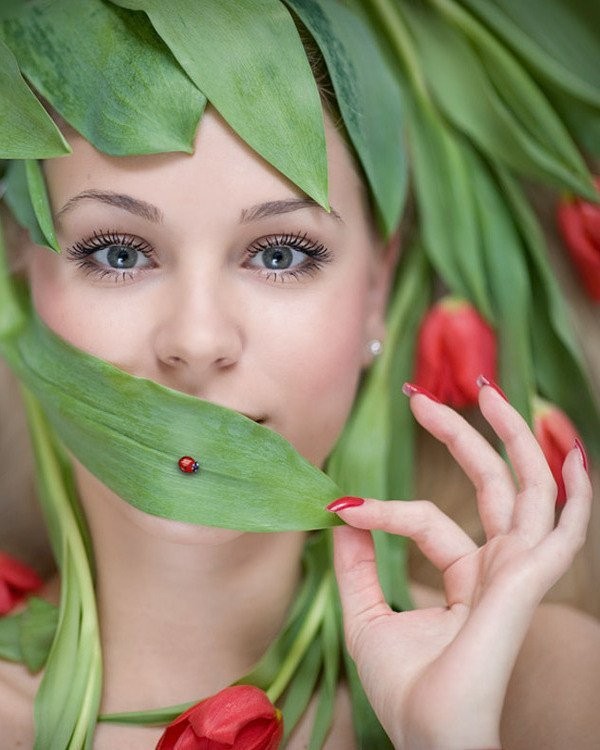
241,413 -> 266,425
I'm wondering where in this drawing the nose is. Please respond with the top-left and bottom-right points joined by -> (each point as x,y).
153,270 -> 243,389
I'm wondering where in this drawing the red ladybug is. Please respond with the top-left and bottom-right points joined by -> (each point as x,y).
178,456 -> 199,474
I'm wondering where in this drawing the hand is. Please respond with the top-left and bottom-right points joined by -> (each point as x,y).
330,383 -> 591,750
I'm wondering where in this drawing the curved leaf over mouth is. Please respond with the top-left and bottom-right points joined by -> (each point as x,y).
1,310 -> 342,532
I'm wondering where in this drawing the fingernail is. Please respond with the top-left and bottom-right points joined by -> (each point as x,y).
574,438 -> 589,473
476,374 -> 508,402
326,496 -> 365,513
402,382 -> 442,403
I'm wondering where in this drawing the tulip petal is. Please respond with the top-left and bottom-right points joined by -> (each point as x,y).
0,552 -> 42,591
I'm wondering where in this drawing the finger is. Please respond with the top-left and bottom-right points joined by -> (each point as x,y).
332,524 -> 390,656
406,391 -> 516,538
332,498 -> 477,573
477,384 -> 557,541
530,446 -> 592,589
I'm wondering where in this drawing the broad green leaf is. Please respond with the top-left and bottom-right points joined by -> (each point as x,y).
308,594 -> 339,749
1,0 -> 206,156
461,0 -> 600,107
3,161 -> 46,249
0,611 -> 23,663
5,311 -> 342,532
284,0 -> 407,237
24,393 -> 102,750
0,214 -> 26,340
111,0 -> 329,209
496,170 -> 600,456
0,0 -> 27,20
404,97 -> 493,319
327,244 -> 428,610
343,643 -> 394,749
19,597 -> 59,673
25,160 -> 60,253
402,3 -> 595,199
281,638 -> 322,740
427,0 -> 595,200
0,37 -> 69,158
462,145 -> 534,422
548,88 -> 600,159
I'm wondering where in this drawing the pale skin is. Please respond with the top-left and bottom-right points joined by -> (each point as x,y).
0,107 -> 599,749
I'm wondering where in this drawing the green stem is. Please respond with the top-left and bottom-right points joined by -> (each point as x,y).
266,571 -> 332,704
363,0 -> 433,109
22,389 -> 102,749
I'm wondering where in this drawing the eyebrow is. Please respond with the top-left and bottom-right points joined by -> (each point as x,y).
55,191 -> 342,226
240,198 -> 343,224
56,190 -> 163,224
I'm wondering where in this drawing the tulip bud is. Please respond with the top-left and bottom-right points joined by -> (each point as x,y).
413,296 -> 497,408
556,177 -> 600,302
533,398 -> 582,507
155,684 -> 283,750
0,552 -> 43,615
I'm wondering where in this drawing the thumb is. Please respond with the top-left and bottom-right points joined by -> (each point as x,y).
332,524 -> 390,656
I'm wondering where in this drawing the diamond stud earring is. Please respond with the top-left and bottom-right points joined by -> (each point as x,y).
368,339 -> 383,356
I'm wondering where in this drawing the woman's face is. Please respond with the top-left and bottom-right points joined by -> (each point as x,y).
28,108 -> 394,470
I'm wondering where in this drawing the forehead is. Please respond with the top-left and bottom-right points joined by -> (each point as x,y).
44,107 -> 371,233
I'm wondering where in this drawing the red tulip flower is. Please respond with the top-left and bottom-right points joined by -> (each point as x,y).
414,296 -> 497,408
556,177 -> 600,301
0,552 -> 43,615
533,398 -> 582,507
156,685 -> 283,750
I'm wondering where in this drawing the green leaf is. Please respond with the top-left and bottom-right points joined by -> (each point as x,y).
308,594 -> 339,749
404,97 -> 493,319
461,145 -> 534,422
426,0 -> 595,200
0,213 -> 26,340
25,160 -> 60,253
3,161 -> 46,249
0,37 -> 69,158
0,611 -> 24,663
0,0 -> 27,20
343,644 -> 394,749
111,0 -> 329,208
17,384 -> 99,750
548,88 -> 600,159
4,310 -> 342,532
1,0 -> 206,156
496,169 -> 600,456
19,596 -> 59,673
23,392 -> 102,750
327,244 -> 428,610
283,0 -> 407,237
461,0 -> 600,107
281,638 -> 322,741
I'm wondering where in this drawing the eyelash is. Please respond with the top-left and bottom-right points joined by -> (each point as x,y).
66,229 -> 333,283
68,230 -> 155,283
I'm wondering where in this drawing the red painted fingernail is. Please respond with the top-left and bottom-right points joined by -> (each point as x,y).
476,374 -> 508,402
326,496 -> 365,513
402,382 -> 442,403
574,438 -> 589,473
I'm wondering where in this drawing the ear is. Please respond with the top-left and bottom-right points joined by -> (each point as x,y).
363,228 -> 401,364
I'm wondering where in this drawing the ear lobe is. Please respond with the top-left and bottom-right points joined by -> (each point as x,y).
363,230 -> 401,365
371,228 -> 401,318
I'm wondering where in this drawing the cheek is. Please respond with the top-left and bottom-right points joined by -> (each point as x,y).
28,249 -> 146,364
267,275 -> 372,467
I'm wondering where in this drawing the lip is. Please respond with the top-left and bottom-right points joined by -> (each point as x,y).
239,412 -> 266,424
247,415 -> 266,424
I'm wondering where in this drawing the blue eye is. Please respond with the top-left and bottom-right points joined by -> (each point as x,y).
252,244 -> 304,270
247,233 -> 332,280
67,231 -> 155,279
95,244 -> 152,270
